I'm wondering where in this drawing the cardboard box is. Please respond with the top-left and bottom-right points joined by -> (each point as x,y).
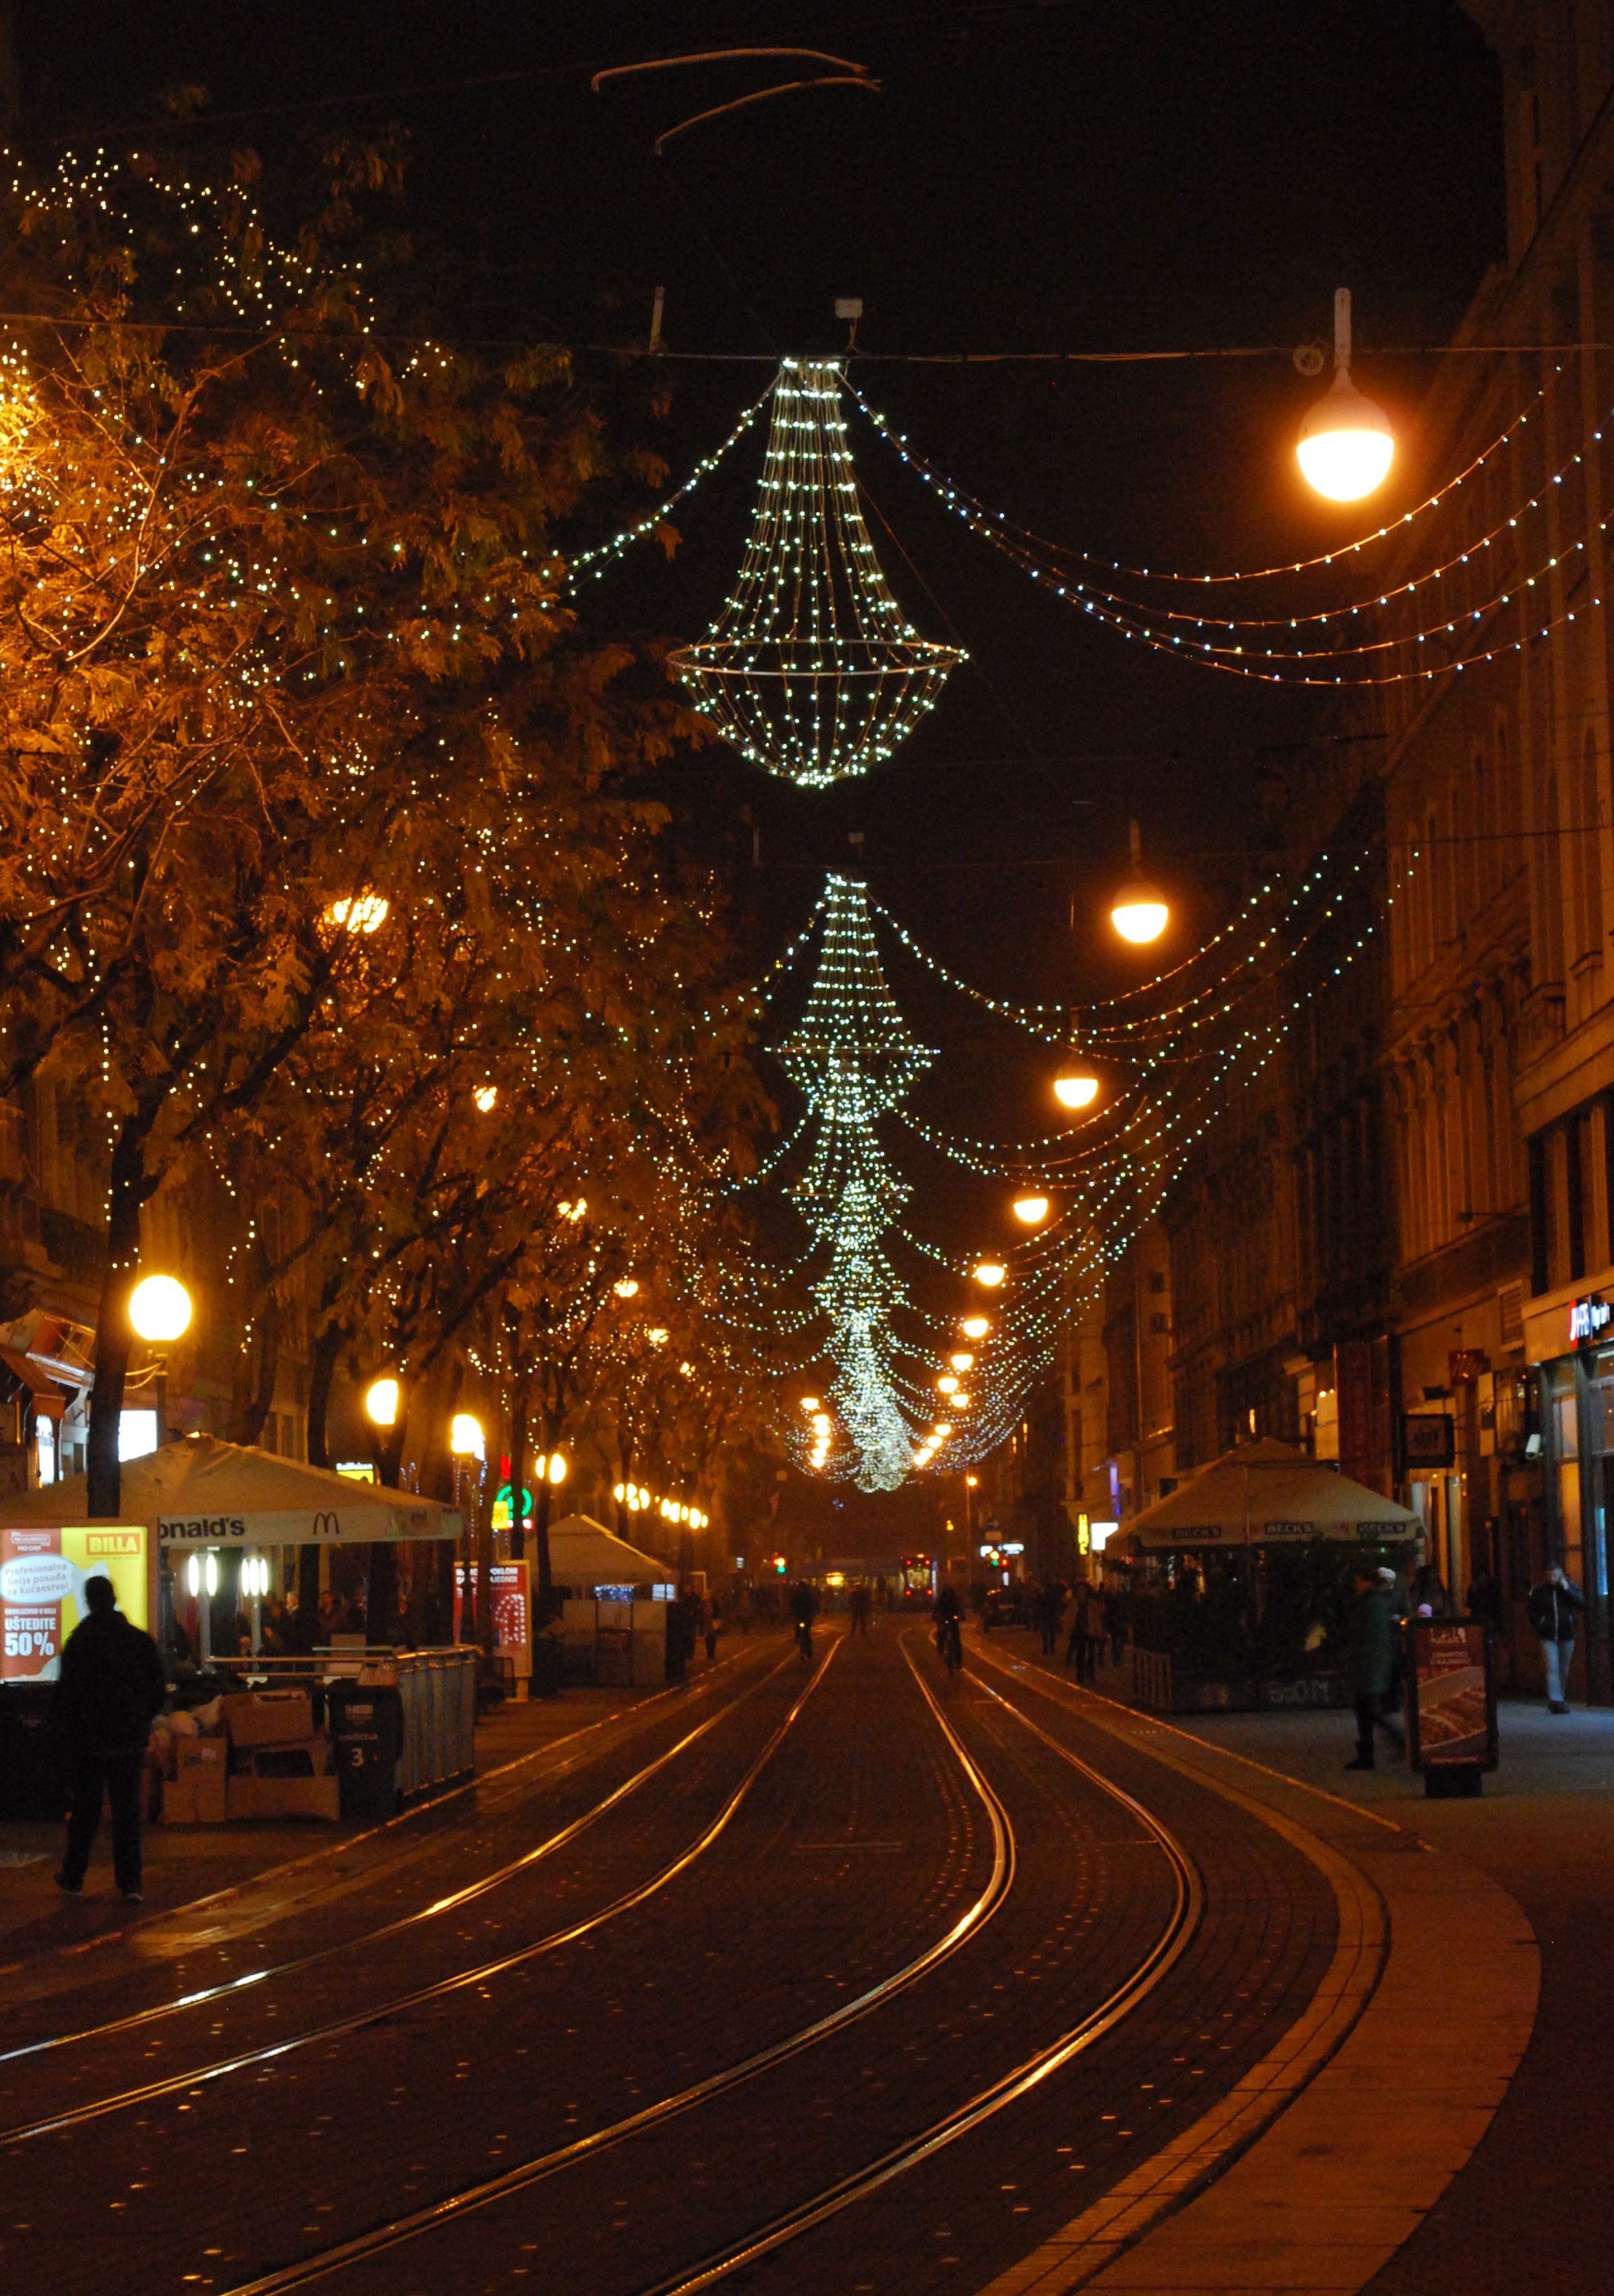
175,1735 -> 228,1774
221,1691 -> 315,1748
237,1737 -> 332,1779
225,1773 -> 339,1822
165,1766 -> 227,1824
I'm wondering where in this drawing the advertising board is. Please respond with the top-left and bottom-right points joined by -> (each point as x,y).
1,1523 -> 153,1683
454,1559 -> 531,1679
1405,1617 -> 1498,1774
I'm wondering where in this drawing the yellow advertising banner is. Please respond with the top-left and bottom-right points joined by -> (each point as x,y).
0,1523 -> 153,1683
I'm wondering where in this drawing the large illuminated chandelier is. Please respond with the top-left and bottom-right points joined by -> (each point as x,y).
668,360 -> 964,788
778,874 -> 933,1489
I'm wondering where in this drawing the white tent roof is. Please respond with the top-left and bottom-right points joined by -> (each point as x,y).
1116,1437 -> 1419,1554
545,1514 -> 676,1590
1,1435 -> 462,1546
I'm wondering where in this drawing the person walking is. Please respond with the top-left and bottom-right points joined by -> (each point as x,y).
1343,1564 -> 1403,1771
848,1583 -> 872,1636
1102,1581 -> 1128,1669
52,1576 -> 166,1904
1034,1579 -> 1062,1658
1066,1581 -> 1096,1685
1526,1562 -> 1585,1713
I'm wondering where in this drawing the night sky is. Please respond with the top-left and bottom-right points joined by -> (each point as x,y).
18,2 -> 1506,1538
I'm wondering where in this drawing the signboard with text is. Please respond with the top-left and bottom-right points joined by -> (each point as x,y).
1,1523 -> 152,1683
1405,1618 -> 1498,1773
455,1559 -> 531,1672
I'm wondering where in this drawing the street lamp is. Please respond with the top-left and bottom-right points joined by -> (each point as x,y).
129,1274 -> 192,1445
1110,820 -> 1169,946
973,1261 -> 1006,1288
1297,288 -> 1394,502
960,1316 -> 990,1340
1053,1063 -> 1100,1111
1012,1194 -> 1050,1226
365,1376 -> 400,1428
950,1352 -> 974,1372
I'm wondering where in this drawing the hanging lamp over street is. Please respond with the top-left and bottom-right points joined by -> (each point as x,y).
1297,288 -> 1394,503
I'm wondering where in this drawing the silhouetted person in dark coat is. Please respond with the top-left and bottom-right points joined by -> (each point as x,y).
53,1576 -> 166,1902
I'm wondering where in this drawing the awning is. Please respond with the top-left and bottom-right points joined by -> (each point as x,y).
1114,1437 -> 1420,1555
0,1348 -> 69,1422
0,1434 -> 462,1544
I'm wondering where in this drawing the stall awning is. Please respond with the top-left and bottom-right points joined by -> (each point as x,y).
0,1434 -> 462,1544
1114,1437 -> 1419,1555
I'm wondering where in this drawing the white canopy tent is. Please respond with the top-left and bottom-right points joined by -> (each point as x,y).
1114,1437 -> 1419,1555
1,1435 -> 462,1547
544,1514 -> 677,1594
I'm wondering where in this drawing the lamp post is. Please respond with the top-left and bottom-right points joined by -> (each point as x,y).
129,1274 -> 192,1445
451,1411 -> 483,1643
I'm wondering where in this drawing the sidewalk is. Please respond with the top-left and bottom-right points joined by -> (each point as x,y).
0,1681 -> 649,1969
1169,1689 -> 1614,2296
971,1631 -> 1609,2296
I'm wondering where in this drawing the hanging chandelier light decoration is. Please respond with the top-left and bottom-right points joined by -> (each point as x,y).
668,360 -> 964,788
776,872 -> 934,1489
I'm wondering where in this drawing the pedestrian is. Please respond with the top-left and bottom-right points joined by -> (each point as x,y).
848,1583 -> 872,1636
1065,1581 -> 1095,1684
1526,1562 -> 1585,1713
51,1575 -> 166,1904
1465,1569 -> 1502,1631
1035,1579 -> 1062,1658
1102,1581 -> 1128,1668
1343,1564 -> 1403,1772
701,1594 -> 719,1661
734,1586 -> 754,1635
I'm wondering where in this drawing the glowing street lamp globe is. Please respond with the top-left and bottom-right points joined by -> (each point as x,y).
1012,1195 -> 1050,1226
365,1376 -> 400,1428
1111,888 -> 1169,944
129,1274 -> 192,1344
950,1352 -> 975,1372
973,1261 -> 1006,1288
450,1411 -> 483,1457
1296,288 -> 1394,504
937,1375 -> 960,1396
1053,1069 -> 1100,1110
960,1316 -> 990,1339
1297,368 -> 1394,502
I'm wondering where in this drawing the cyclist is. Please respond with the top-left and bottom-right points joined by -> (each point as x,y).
789,1579 -> 819,1663
933,1579 -> 964,1674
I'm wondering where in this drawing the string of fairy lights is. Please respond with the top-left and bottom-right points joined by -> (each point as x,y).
527,347 -> 1573,1487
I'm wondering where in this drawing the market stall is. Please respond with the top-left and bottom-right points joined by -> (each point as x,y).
546,1513 -> 678,1686
1111,1438 -> 1420,1711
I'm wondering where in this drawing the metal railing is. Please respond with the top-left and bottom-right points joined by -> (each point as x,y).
176,1645 -> 478,1803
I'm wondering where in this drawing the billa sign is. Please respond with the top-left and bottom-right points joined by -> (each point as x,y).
1570,1293 -> 1613,1346
1,1523 -> 153,1683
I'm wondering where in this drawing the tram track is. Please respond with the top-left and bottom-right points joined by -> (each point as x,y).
0,1639 -> 800,2085
193,1637 -> 1141,2296
7,1627 -> 1347,2296
0,1640 -> 838,2148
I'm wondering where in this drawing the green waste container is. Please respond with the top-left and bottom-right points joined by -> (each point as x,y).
326,1682 -> 402,1821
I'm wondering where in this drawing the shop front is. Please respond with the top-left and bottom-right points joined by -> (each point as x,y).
1524,1285 -> 1614,1706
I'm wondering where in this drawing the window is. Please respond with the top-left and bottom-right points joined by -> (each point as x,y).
1540,766 -> 1567,985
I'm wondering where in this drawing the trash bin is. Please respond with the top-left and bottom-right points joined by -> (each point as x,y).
325,1682 -> 403,1821
0,1685 -> 67,1821
529,1634 -> 563,1701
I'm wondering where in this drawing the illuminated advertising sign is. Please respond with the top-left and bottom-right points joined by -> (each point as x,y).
1,1523 -> 152,1683
454,1558 -> 530,1655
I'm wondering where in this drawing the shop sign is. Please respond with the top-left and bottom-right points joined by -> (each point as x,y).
1401,1413 -> 1455,1467
1569,1294 -> 1612,1346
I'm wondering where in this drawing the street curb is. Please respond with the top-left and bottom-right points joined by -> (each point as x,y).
966,1640 -> 1539,2296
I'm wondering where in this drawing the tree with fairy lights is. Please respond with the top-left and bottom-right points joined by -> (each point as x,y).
0,137 -> 717,1516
